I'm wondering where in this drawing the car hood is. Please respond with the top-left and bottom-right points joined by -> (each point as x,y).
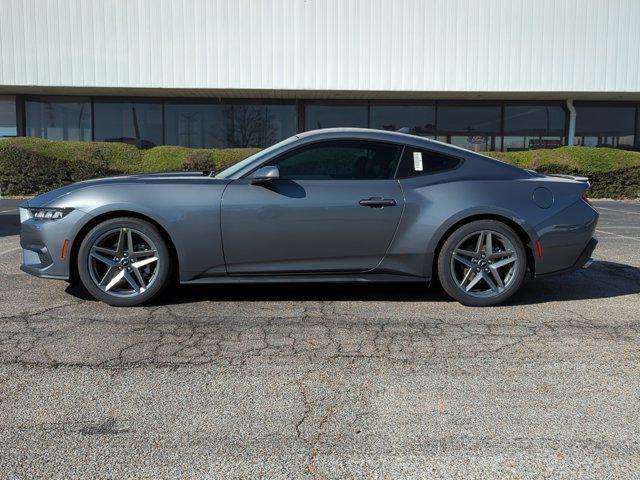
23,172 -> 221,208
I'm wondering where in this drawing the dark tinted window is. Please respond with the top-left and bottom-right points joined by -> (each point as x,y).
0,95 -> 17,138
224,104 -> 297,148
370,103 -> 436,137
575,103 -> 636,149
395,147 -> 460,178
304,103 -> 368,130
436,103 -> 502,151
25,96 -> 91,141
269,140 -> 402,180
164,102 -> 296,148
94,101 -> 162,148
503,104 -> 566,151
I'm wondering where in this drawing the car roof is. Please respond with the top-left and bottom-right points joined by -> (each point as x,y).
295,127 -> 432,145
294,127 -> 479,157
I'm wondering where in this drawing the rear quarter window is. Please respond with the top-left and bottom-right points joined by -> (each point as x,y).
395,147 -> 461,178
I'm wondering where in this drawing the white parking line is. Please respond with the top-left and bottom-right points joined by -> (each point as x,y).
595,206 -> 640,216
0,209 -> 18,214
0,246 -> 20,255
596,229 -> 640,241
599,225 -> 640,229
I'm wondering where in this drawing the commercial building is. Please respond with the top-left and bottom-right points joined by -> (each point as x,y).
1,0 -> 639,153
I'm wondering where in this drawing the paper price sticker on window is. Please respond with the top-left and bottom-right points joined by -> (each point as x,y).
413,151 -> 423,171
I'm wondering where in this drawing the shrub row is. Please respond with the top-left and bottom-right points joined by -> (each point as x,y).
1,137 -> 638,198
0,137 -> 258,196
484,146 -> 640,198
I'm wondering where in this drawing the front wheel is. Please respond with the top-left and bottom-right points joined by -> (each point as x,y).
77,217 -> 171,306
437,220 -> 527,307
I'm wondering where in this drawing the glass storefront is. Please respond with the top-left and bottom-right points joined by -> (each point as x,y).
304,102 -> 368,130
369,103 -> 436,137
93,100 -> 163,148
164,103 -> 297,148
25,96 -> 91,141
436,102 -> 502,152
0,95 -> 17,138
17,96 -> 640,152
575,102 -> 636,149
503,104 -> 566,151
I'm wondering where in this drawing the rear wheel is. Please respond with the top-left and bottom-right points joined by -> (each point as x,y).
77,217 -> 171,306
437,220 -> 527,306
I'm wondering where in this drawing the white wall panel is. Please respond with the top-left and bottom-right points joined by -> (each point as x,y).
1,0 -> 639,93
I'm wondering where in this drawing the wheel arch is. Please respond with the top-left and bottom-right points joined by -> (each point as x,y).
430,212 -> 536,282
68,210 -> 180,285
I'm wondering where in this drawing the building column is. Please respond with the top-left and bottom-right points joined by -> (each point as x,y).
566,99 -> 576,146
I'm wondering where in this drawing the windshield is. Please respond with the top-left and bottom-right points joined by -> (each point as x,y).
214,135 -> 299,179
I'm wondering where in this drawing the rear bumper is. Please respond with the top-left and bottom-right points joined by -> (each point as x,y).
532,198 -> 599,276
536,237 -> 597,278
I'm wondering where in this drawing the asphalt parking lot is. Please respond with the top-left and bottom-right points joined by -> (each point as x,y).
0,199 -> 638,478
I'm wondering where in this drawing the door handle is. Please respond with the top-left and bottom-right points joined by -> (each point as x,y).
359,197 -> 397,208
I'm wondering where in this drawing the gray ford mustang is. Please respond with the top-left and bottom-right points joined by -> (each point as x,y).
19,128 -> 598,307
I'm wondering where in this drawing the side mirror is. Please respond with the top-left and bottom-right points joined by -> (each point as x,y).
250,165 -> 280,185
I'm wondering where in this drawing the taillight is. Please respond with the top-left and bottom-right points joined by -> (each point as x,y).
582,190 -> 592,206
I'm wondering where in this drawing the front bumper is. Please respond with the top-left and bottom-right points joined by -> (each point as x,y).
19,208 -> 88,281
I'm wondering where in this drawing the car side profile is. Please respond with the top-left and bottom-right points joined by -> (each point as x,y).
20,128 -> 598,307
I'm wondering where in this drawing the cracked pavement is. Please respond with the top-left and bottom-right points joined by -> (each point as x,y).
0,200 -> 639,478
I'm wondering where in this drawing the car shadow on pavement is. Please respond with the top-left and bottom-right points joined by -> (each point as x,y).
65,259 -> 640,307
507,260 -> 640,306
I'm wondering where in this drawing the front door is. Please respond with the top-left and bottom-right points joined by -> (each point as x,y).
220,139 -> 405,274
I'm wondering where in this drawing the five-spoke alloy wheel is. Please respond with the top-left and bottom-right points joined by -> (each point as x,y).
437,220 -> 527,306
78,218 -> 171,306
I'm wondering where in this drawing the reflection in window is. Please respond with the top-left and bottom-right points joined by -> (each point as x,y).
94,101 -> 162,148
164,103 -> 296,148
436,103 -> 502,151
503,104 -> 566,151
304,103 -> 368,130
26,96 -> 91,140
575,103 -> 636,149
370,104 -> 436,137
224,104 -> 297,148
164,103 -> 224,148
0,95 -> 17,138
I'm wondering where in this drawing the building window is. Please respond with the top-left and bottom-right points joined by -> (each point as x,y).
164,102 -> 297,148
304,103 -> 368,130
164,103 -> 224,148
25,96 -> 91,141
94,100 -> 162,148
370,103 -> 436,137
224,104 -> 297,148
503,104 -> 566,151
0,95 -> 17,138
575,103 -> 636,149
436,102 -> 502,151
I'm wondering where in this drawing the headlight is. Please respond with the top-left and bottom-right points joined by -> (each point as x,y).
28,207 -> 74,220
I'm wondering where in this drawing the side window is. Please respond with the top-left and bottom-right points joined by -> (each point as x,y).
395,147 -> 461,178
268,140 -> 403,180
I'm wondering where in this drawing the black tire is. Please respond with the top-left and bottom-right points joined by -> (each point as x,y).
77,217 -> 171,306
437,220 -> 527,307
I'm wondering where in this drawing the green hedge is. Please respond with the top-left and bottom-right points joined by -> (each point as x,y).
0,137 -> 258,196
484,147 -> 640,198
1,137 -> 639,198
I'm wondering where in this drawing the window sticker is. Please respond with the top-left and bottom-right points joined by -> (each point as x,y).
413,151 -> 423,171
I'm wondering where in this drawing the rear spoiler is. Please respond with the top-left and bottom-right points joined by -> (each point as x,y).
545,173 -> 589,183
